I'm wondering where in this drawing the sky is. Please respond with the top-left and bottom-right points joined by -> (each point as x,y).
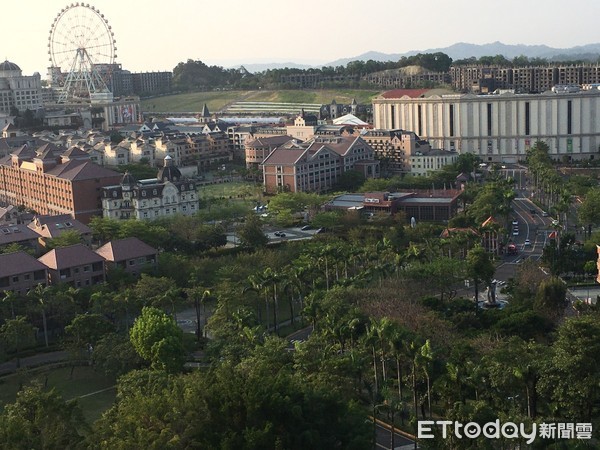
5,0 -> 600,75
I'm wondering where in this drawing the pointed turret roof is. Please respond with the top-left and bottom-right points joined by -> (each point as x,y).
201,103 -> 210,117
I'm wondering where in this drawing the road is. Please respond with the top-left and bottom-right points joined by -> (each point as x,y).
374,419 -> 417,449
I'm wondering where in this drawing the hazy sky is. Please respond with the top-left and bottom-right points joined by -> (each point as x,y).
5,0 -> 600,75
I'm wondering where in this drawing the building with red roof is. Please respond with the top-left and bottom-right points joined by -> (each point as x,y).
0,251 -> 48,295
261,135 -> 379,193
38,244 -> 105,288
0,142 -> 122,223
95,237 -> 157,277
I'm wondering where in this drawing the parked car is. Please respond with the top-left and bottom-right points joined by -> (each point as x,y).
300,225 -> 312,231
524,239 -> 531,246
513,229 -> 519,236
512,220 -> 519,226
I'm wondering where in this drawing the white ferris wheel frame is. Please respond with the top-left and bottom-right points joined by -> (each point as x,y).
48,3 -> 117,102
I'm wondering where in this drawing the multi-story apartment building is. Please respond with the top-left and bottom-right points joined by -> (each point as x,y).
102,156 -> 199,220
153,133 -> 232,170
0,143 -> 122,223
363,69 -> 450,89
0,251 -> 48,295
38,244 -> 105,288
261,135 -> 379,193
363,128 -> 457,176
450,64 -> 600,93
409,148 -> 459,177
245,135 -> 296,169
95,237 -> 157,277
372,88 -> 600,162
131,72 -> 172,95
361,129 -> 422,174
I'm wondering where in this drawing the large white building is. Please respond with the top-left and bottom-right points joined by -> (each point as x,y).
0,60 -> 42,114
372,88 -> 600,163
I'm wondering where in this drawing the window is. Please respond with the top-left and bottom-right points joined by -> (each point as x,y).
129,259 -> 135,266
12,276 -> 19,283
83,266 -> 90,273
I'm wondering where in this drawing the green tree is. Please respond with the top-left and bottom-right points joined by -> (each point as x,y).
92,332 -> 145,378
26,284 -> 52,348
237,213 -> 268,249
0,316 -> 36,367
129,306 -> 186,373
45,230 -> 83,249
534,277 -> 567,317
0,383 -> 87,448
466,245 -> 495,307
540,315 -> 600,422
88,216 -> 121,244
65,313 -> 115,352
578,187 -> 600,230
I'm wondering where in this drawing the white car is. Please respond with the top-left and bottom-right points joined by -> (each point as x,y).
524,239 -> 531,246
512,220 -> 519,226
513,228 -> 519,236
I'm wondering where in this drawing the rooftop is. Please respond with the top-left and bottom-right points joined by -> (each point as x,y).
0,251 -> 47,278
95,237 -> 157,262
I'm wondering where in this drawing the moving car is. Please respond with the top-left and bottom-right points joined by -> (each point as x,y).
524,239 -> 531,246
541,211 -> 549,217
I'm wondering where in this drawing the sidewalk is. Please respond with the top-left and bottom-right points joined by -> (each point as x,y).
0,351 -> 69,377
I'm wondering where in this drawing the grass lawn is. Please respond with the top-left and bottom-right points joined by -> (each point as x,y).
0,365 -> 116,423
141,89 -> 382,113
199,181 -> 262,199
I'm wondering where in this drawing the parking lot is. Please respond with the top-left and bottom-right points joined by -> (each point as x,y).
225,226 -> 322,246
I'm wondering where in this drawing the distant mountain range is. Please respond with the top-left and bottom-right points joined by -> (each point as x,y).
237,42 -> 600,72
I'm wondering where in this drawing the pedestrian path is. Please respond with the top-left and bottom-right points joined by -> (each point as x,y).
0,351 -> 68,376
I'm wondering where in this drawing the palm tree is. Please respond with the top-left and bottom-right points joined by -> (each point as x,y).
418,340 -> 434,418
261,267 -> 282,335
245,273 -> 266,327
2,290 -> 18,319
302,292 -> 321,332
27,284 -> 51,348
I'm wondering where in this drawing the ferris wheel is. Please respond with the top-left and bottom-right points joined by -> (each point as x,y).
48,3 -> 117,102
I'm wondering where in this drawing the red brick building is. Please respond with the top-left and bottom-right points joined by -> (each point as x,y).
0,143 -> 122,223
261,135 -> 379,194
244,135 -> 296,169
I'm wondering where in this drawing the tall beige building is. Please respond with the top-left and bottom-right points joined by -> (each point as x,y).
373,88 -> 600,163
